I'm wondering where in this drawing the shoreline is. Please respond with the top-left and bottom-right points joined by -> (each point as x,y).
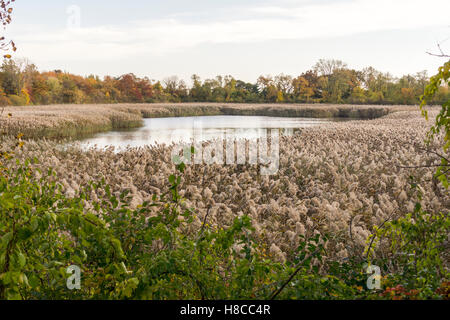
0,103 -> 429,140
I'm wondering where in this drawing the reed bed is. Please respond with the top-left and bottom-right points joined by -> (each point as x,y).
2,107 -> 447,267
0,104 -> 143,139
0,103 -> 417,140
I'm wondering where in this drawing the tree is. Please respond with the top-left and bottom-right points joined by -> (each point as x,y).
256,75 -> 273,92
0,0 -> 16,58
163,76 -> 180,96
116,73 -> 145,102
300,70 -> 321,101
313,59 -> 348,76
190,74 -> 203,101
46,76 -> 62,103
31,74 -> 50,104
349,86 -> 367,104
325,68 -> 358,103
292,76 -> 313,102
257,75 -> 278,102
61,75 -> 84,104
162,76 -> 187,102
274,74 -> 293,98
0,58 -> 22,95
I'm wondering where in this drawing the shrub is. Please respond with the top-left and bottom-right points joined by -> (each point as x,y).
7,95 -> 27,106
0,151 -> 333,299
1,109 -> 448,300
365,183 -> 449,299
1,149 -> 449,299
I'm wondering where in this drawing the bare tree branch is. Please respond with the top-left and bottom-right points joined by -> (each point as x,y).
269,247 -> 320,300
426,43 -> 450,58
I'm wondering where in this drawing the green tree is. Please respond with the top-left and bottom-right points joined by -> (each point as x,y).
0,59 -> 22,95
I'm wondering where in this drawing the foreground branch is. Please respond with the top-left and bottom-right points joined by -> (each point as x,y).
269,248 -> 320,300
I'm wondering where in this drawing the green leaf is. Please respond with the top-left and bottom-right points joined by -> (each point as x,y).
17,253 -> 26,268
18,227 -> 33,241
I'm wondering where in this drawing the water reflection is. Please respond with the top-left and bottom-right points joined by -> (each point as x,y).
78,115 -> 345,150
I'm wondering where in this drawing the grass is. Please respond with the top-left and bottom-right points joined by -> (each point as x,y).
0,105 -> 143,140
0,103 -> 418,140
0,104 -> 448,299
1,107 -> 447,266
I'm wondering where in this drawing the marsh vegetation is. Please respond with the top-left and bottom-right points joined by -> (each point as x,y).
0,103 -> 448,299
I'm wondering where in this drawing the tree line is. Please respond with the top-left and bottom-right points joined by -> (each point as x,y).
0,58 -> 448,106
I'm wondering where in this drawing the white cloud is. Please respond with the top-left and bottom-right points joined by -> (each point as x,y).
9,0 -> 450,64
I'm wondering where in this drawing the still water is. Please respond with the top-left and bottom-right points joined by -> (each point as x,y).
78,115 -> 349,150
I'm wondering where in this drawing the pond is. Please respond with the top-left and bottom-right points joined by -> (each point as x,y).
78,115 -> 353,150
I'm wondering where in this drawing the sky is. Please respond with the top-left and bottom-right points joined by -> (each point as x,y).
6,0 -> 450,83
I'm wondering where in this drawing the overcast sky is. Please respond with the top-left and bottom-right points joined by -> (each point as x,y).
7,0 -> 450,83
